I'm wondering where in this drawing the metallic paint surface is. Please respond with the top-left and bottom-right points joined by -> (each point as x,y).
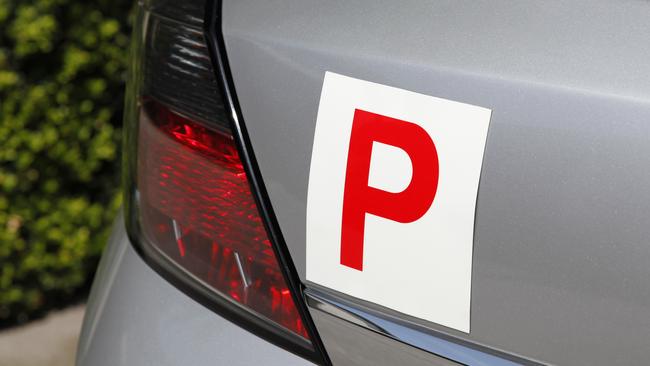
223,1 -> 650,365
310,308 -> 460,366
76,214 -> 313,366
306,288 -> 531,366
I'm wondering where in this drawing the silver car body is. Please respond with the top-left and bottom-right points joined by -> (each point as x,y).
78,1 -> 650,365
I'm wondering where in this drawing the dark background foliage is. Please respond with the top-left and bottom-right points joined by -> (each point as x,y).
0,0 -> 131,324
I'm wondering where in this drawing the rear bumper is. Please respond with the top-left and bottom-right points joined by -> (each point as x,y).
75,212 -> 312,366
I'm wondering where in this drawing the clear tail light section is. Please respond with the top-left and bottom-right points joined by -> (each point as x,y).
122,0 -> 326,362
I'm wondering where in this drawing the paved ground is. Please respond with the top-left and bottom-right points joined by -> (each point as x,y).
0,305 -> 85,366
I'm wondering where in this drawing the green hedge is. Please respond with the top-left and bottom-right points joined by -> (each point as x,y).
0,0 -> 132,324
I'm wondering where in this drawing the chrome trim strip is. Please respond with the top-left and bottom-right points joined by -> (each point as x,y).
305,288 -> 543,366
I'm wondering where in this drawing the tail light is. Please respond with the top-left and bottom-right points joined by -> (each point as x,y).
138,99 -> 308,338
122,0 -> 327,362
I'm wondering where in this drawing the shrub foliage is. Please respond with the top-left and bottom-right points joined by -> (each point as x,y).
0,0 -> 131,324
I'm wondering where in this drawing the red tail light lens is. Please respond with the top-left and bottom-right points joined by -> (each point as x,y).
137,99 -> 308,338
122,3 -> 328,362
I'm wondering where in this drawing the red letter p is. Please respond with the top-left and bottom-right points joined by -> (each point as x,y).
340,109 -> 439,271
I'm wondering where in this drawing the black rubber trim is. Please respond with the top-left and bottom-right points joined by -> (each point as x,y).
202,0 -> 331,364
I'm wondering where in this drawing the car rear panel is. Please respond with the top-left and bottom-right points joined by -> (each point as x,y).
222,0 -> 650,365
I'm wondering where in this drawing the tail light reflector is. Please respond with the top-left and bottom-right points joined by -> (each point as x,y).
136,98 -> 308,338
